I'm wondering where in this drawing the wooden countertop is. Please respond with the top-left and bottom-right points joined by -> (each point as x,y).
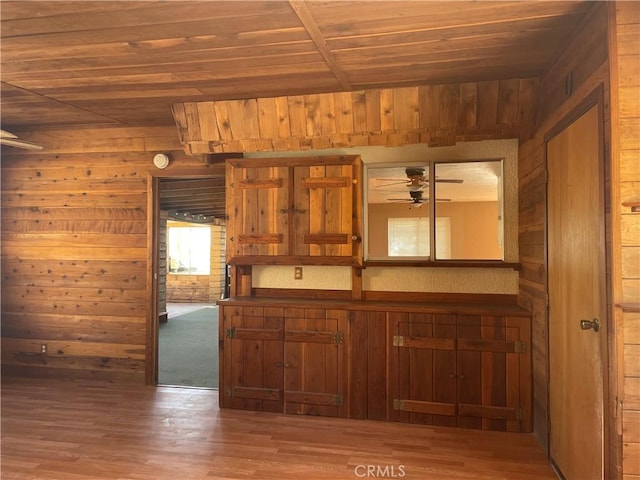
218,296 -> 532,317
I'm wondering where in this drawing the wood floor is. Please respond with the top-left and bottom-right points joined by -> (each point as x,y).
1,377 -> 556,480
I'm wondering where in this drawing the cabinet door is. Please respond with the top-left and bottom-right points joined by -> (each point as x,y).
390,312 -> 457,426
292,163 -> 358,261
283,307 -> 347,417
226,164 -> 289,259
456,315 -> 528,432
222,306 -> 284,412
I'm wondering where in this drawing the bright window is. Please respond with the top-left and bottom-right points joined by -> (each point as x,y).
168,225 -> 211,275
388,217 -> 451,258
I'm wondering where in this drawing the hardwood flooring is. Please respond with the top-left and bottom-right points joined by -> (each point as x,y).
1,377 -> 555,480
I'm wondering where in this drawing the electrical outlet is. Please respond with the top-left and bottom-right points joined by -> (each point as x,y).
294,266 -> 303,280
40,344 -> 47,353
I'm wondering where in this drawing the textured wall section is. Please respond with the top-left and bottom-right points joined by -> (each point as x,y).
363,267 -> 518,294
253,265 -> 352,290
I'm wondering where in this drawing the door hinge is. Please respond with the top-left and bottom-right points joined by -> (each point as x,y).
334,394 -> 344,406
515,408 -> 525,421
225,327 -> 236,339
514,341 -> 527,353
393,398 -> 405,411
333,331 -> 344,345
393,335 -> 405,347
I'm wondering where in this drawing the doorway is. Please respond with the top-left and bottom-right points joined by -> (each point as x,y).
546,94 -> 608,479
147,167 -> 227,388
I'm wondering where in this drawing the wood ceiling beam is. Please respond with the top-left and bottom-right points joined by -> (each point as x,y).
288,0 -> 351,91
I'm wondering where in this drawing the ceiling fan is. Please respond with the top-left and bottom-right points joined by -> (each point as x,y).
0,130 -> 43,150
387,189 -> 451,207
377,167 -> 463,190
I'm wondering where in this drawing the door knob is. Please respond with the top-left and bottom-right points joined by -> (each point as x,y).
580,318 -> 600,332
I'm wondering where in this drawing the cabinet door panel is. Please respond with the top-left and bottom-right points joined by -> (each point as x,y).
293,164 -> 354,257
392,312 -> 457,427
228,166 -> 289,258
347,310 -> 389,420
283,308 -> 346,417
457,315 -> 523,431
223,306 -> 284,412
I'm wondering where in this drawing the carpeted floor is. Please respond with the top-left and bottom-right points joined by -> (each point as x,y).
158,306 -> 218,388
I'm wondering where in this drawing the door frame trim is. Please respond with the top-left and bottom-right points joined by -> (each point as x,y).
145,164 -> 226,385
544,84 -> 610,477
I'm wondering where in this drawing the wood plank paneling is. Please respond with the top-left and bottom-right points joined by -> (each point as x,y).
517,2 -> 610,453
0,125 -> 205,382
1,2 -> 593,129
166,275 -> 210,302
172,80 -> 539,154
610,2 -> 640,478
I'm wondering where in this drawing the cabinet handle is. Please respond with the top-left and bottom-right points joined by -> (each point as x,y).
284,362 -> 291,368
275,361 -> 282,368
351,235 -> 361,242
279,208 -> 288,214
459,374 -> 465,380
449,373 -> 456,379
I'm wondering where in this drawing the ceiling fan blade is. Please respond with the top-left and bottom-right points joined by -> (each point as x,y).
376,181 -> 409,187
0,137 -> 44,150
1,129 -> 18,139
0,130 -> 44,150
387,198 -> 451,201
435,178 -> 464,183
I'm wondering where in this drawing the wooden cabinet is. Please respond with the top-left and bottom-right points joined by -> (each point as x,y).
389,312 -> 458,427
389,312 -> 531,432
225,156 -> 362,266
220,298 -> 532,432
220,305 -> 284,412
220,304 -> 348,417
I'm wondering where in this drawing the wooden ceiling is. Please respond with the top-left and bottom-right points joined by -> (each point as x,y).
0,0 -> 595,131
1,1 -> 596,223
159,177 -> 226,220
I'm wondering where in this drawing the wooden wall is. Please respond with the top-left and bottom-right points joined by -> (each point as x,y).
166,275 -> 211,302
158,211 -> 168,320
517,2 -> 610,452
609,2 -> 640,479
0,127 -> 212,382
172,79 -> 538,154
210,224 -> 226,299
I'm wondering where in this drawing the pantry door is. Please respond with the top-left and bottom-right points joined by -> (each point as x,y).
547,102 -> 606,480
